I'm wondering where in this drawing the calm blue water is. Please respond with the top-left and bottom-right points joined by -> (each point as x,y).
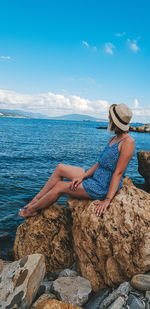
0,117 -> 150,243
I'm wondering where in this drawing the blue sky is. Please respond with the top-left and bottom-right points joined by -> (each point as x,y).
0,0 -> 150,121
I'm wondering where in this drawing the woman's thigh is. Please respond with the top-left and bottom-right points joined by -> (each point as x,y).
57,164 -> 85,180
60,181 -> 92,200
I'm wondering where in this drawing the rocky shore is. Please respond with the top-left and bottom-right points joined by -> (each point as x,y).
0,176 -> 150,308
97,124 -> 150,133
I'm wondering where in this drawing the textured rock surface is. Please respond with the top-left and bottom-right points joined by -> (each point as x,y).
58,268 -> 78,278
137,151 -> 150,187
0,254 -> 45,309
68,182 -> 150,291
31,293 -> 56,308
36,299 -> 83,309
53,276 -> 92,306
131,274 -> 150,291
130,124 -> 150,133
14,204 -> 75,272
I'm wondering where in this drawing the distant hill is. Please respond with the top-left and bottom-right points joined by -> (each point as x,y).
53,114 -> 106,121
0,109 -> 107,122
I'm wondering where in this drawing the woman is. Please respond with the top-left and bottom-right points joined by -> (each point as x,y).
19,103 -> 135,218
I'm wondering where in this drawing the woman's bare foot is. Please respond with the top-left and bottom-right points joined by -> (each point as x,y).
24,196 -> 40,209
19,208 -> 37,218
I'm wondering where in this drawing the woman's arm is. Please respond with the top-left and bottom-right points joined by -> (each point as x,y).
94,137 -> 135,216
71,162 -> 99,190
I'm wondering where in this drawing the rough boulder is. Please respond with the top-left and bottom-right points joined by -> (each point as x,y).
137,150 -> 150,189
14,204 -> 75,272
68,181 -> 150,291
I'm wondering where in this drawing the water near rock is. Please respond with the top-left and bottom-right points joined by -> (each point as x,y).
0,254 -> 46,309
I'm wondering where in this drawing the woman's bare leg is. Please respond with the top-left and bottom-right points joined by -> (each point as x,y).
29,164 -> 85,205
19,180 -> 91,217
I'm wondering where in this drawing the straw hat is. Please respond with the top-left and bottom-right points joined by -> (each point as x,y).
109,103 -> 132,131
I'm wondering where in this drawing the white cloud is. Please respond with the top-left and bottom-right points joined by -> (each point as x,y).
0,56 -> 11,60
104,43 -> 115,55
127,39 -> 139,52
82,41 -> 89,48
115,32 -> 126,37
0,89 -> 109,118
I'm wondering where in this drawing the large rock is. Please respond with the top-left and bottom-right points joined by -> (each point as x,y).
14,204 -> 75,272
68,182 -> 150,291
137,151 -> 150,187
130,124 -> 150,133
52,276 -> 92,306
0,254 -> 45,309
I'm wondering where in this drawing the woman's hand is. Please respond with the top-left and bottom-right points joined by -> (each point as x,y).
93,199 -> 110,217
70,175 -> 84,191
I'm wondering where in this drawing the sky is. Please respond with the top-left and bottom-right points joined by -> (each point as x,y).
0,0 -> 150,122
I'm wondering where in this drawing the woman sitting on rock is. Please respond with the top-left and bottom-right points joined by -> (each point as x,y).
19,103 -> 135,218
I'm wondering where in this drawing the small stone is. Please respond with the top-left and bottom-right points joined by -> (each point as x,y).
53,276 -> 92,306
36,299 -> 83,309
127,294 -> 145,309
99,282 -> 131,309
145,290 -> 150,301
131,274 -> 150,291
36,281 -> 54,297
107,296 -> 126,309
84,288 -> 111,309
31,293 -> 56,308
58,268 -> 78,278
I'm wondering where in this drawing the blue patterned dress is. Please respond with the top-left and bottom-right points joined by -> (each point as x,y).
82,140 -> 123,199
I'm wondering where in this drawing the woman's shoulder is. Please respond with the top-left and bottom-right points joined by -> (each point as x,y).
119,135 -> 135,152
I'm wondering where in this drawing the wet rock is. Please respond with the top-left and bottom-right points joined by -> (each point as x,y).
53,276 -> 92,306
84,288 -> 111,309
58,268 -> 78,278
14,203 -> 75,272
137,151 -> 150,188
127,294 -> 145,309
36,299 -> 83,309
131,274 -> 150,291
99,282 -> 131,308
0,253 -> 45,309
146,290 -> 150,301
107,296 -> 126,309
31,293 -> 56,308
68,181 -> 150,291
130,124 -> 150,133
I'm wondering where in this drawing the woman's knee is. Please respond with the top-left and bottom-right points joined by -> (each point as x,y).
55,180 -> 70,194
55,163 -> 67,176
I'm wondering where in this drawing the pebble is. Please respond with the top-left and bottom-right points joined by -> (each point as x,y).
131,274 -> 150,291
58,268 -> 78,278
107,296 -> 126,309
84,288 -> 111,309
99,282 -> 131,308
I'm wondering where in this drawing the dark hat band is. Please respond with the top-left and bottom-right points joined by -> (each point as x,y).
113,106 -> 128,125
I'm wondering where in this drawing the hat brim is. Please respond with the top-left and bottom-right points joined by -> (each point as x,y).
109,105 -> 130,131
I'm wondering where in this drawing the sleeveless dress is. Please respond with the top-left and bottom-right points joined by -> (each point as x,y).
82,139 -> 124,200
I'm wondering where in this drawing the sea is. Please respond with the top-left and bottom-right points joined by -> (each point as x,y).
0,117 -> 150,257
